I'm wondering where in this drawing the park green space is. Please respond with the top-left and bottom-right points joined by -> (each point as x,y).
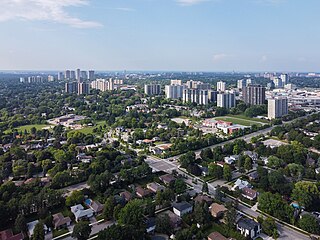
215,115 -> 267,126
4,124 -> 52,134
227,114 -> 269,123
71,120 -> 106,134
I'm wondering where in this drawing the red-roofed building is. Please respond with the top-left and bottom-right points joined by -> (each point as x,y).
0,229 -> 24,240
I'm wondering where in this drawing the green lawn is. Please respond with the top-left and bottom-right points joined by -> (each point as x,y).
228,114 -> 269,123
5,124 -> 52,134
215,117 -> 260,126
71,121 -> 107,134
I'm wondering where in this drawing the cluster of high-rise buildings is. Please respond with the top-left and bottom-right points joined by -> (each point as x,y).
91,78 -> 114,91
271,74 -> 289,88
216,81 -> 236,109
65,82 -> 90,95
237,79 -> 252,90
162,80 -> 218,105
58,69 -> 95,81
20,76 -> 45,83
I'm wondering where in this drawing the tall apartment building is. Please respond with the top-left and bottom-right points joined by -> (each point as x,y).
58,72 -> 64,81
217,92 -> 236,109
165,85 -> 184,99
238,79 -> 253,90
246,78 -> 252,86
195,82 -> 211,90
183,89 -> 208,105
144,84 -> 161,96
88,70 -> 95,80
208,90 -> 218,103
70,71 -> 76,80
171,79 -> 182,85
48,75 -> 55,82
91,78 -> 114,91
27,76 -> 44,83
78,82 -> 90,95
65,82 -> 90,95
186,80 -> 196,89
273,77 -> 283,88
81,71 -> 87,81
76,69 -> 81,82
65,82 -> 78,94
113,79 -> 123,85
280,74 -> 289,85
217,81 -> 226,92
237,79 -> 244,90
268,97 -> 288,119
243,84 -> 266,105
65,70 -> 71,80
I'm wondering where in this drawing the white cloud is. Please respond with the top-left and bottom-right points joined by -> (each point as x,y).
213,53 -> 231,62
0,0 -> 102,28
176,0 -> 209,6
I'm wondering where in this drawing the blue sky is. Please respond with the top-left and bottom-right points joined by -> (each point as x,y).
0,0 -> 319,72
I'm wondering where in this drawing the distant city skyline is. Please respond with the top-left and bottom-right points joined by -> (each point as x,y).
0,0 -> 320,72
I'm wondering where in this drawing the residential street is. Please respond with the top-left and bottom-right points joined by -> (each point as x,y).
58,220 -> 115,240
145,119 -> 313,240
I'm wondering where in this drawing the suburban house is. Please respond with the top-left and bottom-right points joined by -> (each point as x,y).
53,213 -> 71,229
216,161 -> 227,168
224,155 -> 239,165
242,187 -> 258,201
92,201 -> 104,213
210,203 -> 228,218
27,220 -> 50,238
173,201 -> 193,217
85,199 -> 104,213
151,144 -> 172,155
147,182 -> 166,193
237,218 -> 262,239
0,229 -> 24,240
159,210 -> 181,229
243,151 -> 258,162
76,153 -> 93,163
248,172 -> 259,182
159,174 -> 176,185
120,191 -> 133,202
194,194 -> 213,205
70,204 -> 94,222
135,186 -> 151,198
232,179 -> 252,191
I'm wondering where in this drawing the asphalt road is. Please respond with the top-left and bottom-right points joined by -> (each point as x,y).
237,204 -> 309,240
60,220 -> 115,240
145,124 -> 313,240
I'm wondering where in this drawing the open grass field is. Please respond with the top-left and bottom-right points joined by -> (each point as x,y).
228,114 -> 269,123
4,124 -> 52,134
215,115 -> 266,126
71,120 -> 106,134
